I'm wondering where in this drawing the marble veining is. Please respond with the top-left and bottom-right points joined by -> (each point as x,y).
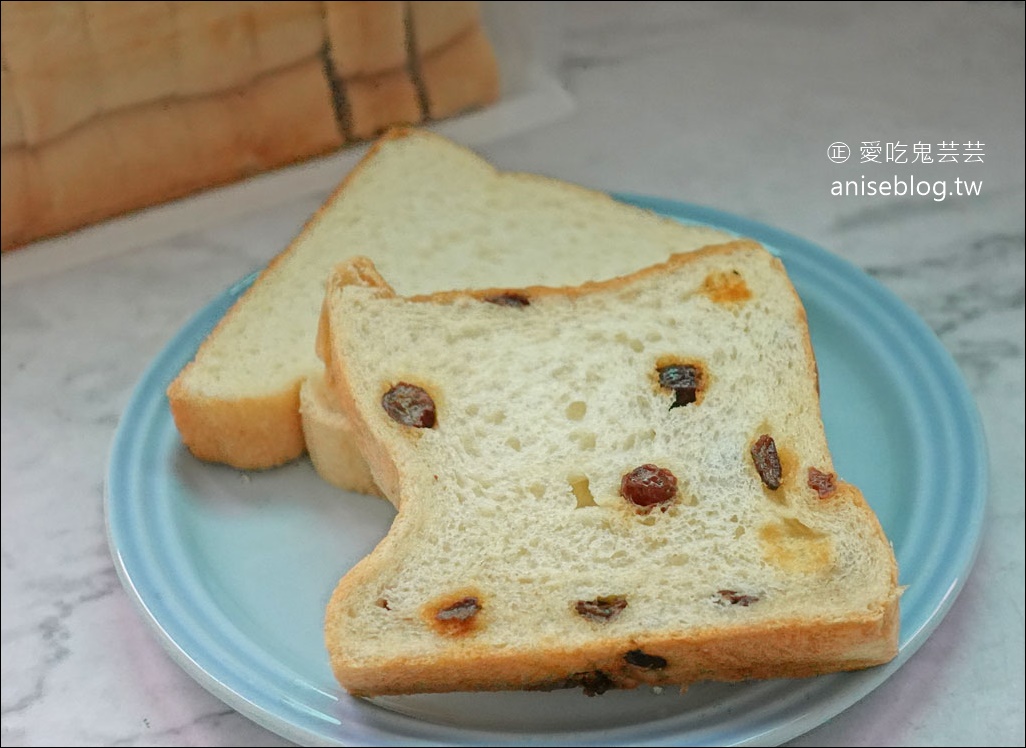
2,2 -> 1023,746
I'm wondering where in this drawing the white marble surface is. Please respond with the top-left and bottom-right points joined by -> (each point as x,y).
1,2 -> 1023,745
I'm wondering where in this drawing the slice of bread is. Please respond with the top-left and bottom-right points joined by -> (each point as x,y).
167,128 -> 732,471
321,242 -> 900,696
299,369 -> 381,497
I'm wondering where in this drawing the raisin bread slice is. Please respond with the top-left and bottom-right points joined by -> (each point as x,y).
167,127 -> 732,471
321,241 -> 900,696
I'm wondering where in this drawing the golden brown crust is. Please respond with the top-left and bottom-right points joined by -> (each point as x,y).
1,64 -> 26,149
102,104 -> 198,212
0,148 -> 31,250
166,379 -> 305,470
418,24 -> 500,120
1,0 -> 101,145
323,1 -> 408,78
248,1 -> 325,74
29,116 -> 122,237
170,1 -> 258,98
344,69 -> 423,141
177,87 -> 255,186
409,1 -> 481,55
1,56 -> 349,252
84,1 -> 179,111
329,599 -> 899,696
245,59 -> 345,170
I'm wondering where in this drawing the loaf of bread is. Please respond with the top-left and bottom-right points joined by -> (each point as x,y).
0,1 -> 498,250
320,244 -> 900,696
167,128 -> 732,473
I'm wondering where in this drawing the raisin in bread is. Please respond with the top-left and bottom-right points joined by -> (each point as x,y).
320,241 -> 900,696
167,127 -> 732,471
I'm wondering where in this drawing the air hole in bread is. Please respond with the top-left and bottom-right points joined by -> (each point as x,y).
568,474 -> 597,508
484,409 -> 506,425
779,517 -> 824,538
570,430 -> 597,450
375,598 -> 391,610
505,436 -> 522,452
460,434 -> 481,457
528,482 -> 546,499
565,401 -> 587,421
614,331 -> 645,352
608,549 -> 629,567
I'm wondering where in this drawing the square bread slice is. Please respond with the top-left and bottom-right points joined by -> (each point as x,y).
321,241 -> 900,696
167,128 -> 731,473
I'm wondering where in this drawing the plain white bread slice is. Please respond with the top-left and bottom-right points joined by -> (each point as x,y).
299,369 -> 380,497
167,127 -> 732,470
322,242 -> 900,696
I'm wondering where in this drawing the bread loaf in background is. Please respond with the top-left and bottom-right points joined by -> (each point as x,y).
0,1 -> 499,251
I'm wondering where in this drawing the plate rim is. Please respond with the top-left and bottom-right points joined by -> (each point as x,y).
105,193 -> 989,747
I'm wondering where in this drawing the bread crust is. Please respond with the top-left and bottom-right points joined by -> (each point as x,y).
322,244 -> 901,696
0,148 -> 31,249
1,63 -> 26,149
170,1 -> 257,98
84,1 -> 179,112
1,1 -> 101,145
166,381 -> 305,469
249,1 -> 325,74
409,1 -> 481,56
418,24 -> 500,120
323,1 -> 408,78
1,62 -> 345,253
328,584 -> 898,696
245,59 -> 345,169
345,69 -> 423,141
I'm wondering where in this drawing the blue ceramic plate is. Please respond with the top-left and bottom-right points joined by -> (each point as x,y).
106,195 -> 987,746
